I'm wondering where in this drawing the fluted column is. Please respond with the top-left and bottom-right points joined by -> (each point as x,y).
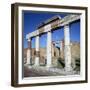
47,31 -> 52,67
26,38 -> 31,65
35,35 -> 40,66
60,40 -> 63,52
64,24 -> 72,72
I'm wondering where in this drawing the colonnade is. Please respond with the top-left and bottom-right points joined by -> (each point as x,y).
26,24 -> 72,72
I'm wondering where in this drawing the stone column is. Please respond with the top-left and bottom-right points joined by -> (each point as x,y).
60,40 -> 64,59
51,41 -> 55,57
60,41 -> 63,52
26,38 -> 31,65
47,31 -> 52,67
35,35 -> 40,66
64,24 -> 72,72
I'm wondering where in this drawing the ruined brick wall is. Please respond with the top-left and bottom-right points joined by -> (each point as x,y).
24,42 -> 80,66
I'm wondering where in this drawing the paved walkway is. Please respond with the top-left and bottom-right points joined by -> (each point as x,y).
24,65 -> 79,77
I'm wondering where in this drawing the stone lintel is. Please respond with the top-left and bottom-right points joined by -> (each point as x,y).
26,15 -> 80,39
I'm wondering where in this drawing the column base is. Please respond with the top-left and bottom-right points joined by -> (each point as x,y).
26,58 -> 32,65
65,67 -> 73,75
46,64 -> 52,68
35,58 -> 39,66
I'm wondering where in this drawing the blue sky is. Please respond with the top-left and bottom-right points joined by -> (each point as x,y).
23,11 -> 80,48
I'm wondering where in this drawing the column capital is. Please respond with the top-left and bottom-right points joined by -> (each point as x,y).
27,38 -> 31,42
64,24 -> 69,28
36,34 -> 39,37
66,23 -> 69,25
48,30 -> 51,32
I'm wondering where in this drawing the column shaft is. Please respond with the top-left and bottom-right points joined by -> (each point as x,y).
26,39 -> 31,65
60,41 -> 63,52
47,31 -> 52,67
64,24 -> 72,72
35,35 -> 39,66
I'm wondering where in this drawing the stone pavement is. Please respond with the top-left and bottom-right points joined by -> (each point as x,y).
24,65 -> 80,77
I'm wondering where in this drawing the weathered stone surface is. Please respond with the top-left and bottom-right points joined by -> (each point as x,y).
24,41 -> 80,68
26,15 -> 80,39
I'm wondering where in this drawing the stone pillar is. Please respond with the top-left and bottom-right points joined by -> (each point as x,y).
72,58 -> 76,69
35,35 -> 39,66
26,38 -> 31,65
51,41 -> 55,57
60,40 -> 63,52
47,31 -> 52,67
64,24 -> 72,72
60,40 -> 64,59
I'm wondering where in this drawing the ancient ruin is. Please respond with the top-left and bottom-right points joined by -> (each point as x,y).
25,14 -> 80,74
